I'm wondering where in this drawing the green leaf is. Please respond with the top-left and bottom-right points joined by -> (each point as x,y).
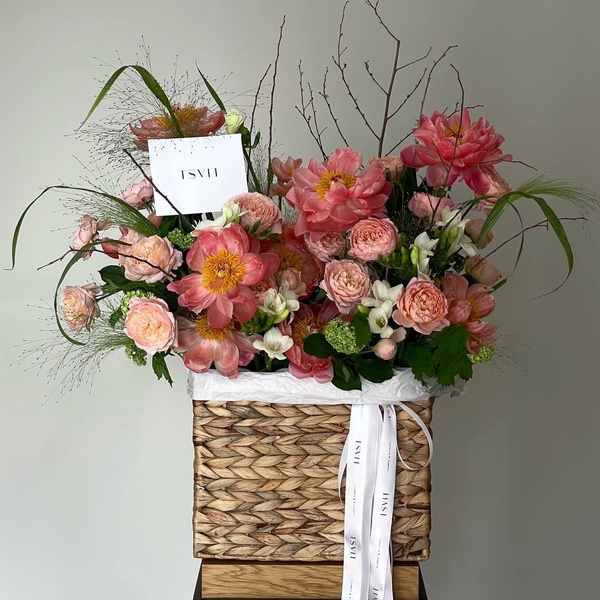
99,265 -> 129,288
436,354 -> 472,387
430,325 -> 472,386
108,307 -> 124,328
401,343 -> 436,384
476,191 -> 516,245
508,203 -> 526,274
303,333 -> 335,358
152,353 -> 174,386
351,312 -> 371,349
197,69 -> 226,111
80,65 -> 183,137
332,358 -> 362,391
355,356 -> 394,384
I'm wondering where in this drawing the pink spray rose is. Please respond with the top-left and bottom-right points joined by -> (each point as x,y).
401,109 -> 512,193
230,192 -> 283,234
368,154 -> 404,178
374,338 -> 398,361
121,178 -> 154,209
321,260 -> 371,314
392,278 -> 449,335
279,268 -> 306,296
124,297 -> 176,355
249,277 -> 277,305
476,167 -> 511,213
72,215 -> 109,260
286,147 -> 391,238
60,284 -> 101,332
119,235 -> 183,284
304,231 -> 346,262
465,218 -> 494,249
348,218 -> 399,261
408,193 -> 456,220
464,256 -> 502,286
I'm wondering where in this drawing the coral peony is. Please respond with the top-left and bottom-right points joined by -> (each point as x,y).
120,235 -> 183,284
270,156 -> 303,196
230,192 -> 282,234
476,167 -> 511,213
286,147 -> 391,238
408,193 -> 455,220
392,278 -> 449,335
124,297 -> 176,354
401,109 -> 512,194
130,103 -> 226,151
60,284 -> 101,332
168,223 -> 280,328
176,315 -> 258,378
321,260 -> 371,314
348,217 -> 399,261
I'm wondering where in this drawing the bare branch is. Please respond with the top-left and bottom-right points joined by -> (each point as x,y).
377,38 -> 401,157
247,62 -> 271,179
296,61 -> 327,159
387,67 -> 428,122
418,45 -> 458,123
267,16 -> 286,171
365,0 -> 400,42
440,64 -> 465,190
364,61 -> 386,94
319,67 -> 351,148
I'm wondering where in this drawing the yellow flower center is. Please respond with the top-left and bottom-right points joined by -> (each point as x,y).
195,314 -> 234,341
156,105 -> 201,131
275,247 -> 304,272
201,249 -> 245,294
468,297 -> 482,321
291,315 -> 326,347
444,124 -> 465,139
315,170 -> 357,199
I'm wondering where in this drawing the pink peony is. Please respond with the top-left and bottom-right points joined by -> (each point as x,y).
465,218 -> 494,249
374,338 -> 398,360
281,302 -> 339,383
72,215 -> 109,260
286,147 -> 392,238
348,218 -> 399,262
270,155 -> 303,196
167,223 -> 280,328
408,193 -> 456,220
321,260 -> 371,315
304,231 -> 346,262
124,297 -> 176,355
476,167 -> 511,213
121,178 -> 154,209
176,315 -> 258,378
60,284 -> 101,332
368,154 -> 404,178
464,256 -> 502,286
401,109 -> 512,193
230,192 -> 282,234
392,278 -> 449,335
119,235 -> 182,283
130,103 -> 226,151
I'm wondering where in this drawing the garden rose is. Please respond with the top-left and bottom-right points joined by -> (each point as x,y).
124,297 -> 176,355
121,178 -> 154,209
348,217 -> 399,261
230,192 -> 282,234
120,235 -> 183,283
408,193 -> 455,220
392,278 -> 449,335
464,256 -> 502,286
304,231 -> 346,262
321,260 -> 371,314
60,284 -> 101,332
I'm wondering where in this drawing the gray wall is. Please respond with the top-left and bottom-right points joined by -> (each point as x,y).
1,1 -> 599,598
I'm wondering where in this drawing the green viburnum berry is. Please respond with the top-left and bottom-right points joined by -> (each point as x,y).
167,228 -> 196,251
325,318 -> 361,354
121,290 -> 153,313
125,340 -> 147,366
468,345 -> 495,364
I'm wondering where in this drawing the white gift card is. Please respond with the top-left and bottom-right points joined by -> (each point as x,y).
148,134 -> 248,216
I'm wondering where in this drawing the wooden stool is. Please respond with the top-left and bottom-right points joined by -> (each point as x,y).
193,560 -> 427,599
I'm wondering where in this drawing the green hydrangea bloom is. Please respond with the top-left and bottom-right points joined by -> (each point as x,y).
167,229 -> 196,251
468,345 -> 495,364
120,290 -> 153,313
325,318 -> 360,354
125,340 -> 147,366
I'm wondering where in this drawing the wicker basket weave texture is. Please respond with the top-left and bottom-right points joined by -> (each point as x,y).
192,399 -> 433,562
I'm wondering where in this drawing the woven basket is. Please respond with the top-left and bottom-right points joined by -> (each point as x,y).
192,399 -> 433,562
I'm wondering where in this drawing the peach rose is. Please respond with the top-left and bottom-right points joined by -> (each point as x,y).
321,260 -> 371,314
120,235 -> 183,283
124,297 -> 177,354
60,284 -> 101,332
304,232 -> 346,262
464,256 -> 502,286
392,277 -> 449,335
408,193 -> 455,220
348,218 -> 399,262
121,179 -> 154,209
465,218 -> 494,249
230,192 -> 282,234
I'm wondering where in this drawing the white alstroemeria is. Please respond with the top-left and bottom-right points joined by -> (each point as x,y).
279,281 -> 300,313
410,231 -> 438,278
260,289 -> 290,323
225,109 -> 245,134
253,328 -> 294,360
435,208 -> 478,258
361,280 -> 403,309
367,300 -> 395,338
192,201 -> 243,234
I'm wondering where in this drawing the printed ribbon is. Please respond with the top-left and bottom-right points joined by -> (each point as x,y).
339,403 -> 432,600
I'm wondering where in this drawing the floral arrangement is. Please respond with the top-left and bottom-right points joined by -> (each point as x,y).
11,3 -> 597,393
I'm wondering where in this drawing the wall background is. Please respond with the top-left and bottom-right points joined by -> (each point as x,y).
1,1 -> 599,598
